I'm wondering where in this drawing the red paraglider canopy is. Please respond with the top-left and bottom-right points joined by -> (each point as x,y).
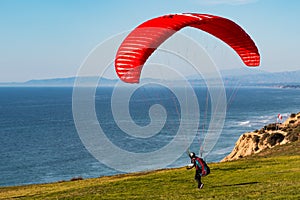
115,13 -> 260,83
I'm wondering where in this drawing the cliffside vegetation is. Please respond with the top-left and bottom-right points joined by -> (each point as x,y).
222,112 -> 300,162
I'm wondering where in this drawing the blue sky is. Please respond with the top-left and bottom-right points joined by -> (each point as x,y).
0,0 -> 299,82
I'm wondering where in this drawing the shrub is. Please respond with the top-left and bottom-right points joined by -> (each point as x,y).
260,133 -> 270,145
267,133 -> 284,146
289,120 -> 295,124
70,177 -> 83,181
286,133 -> 299,142
258,129 -> 265,134
252,135 -> 260,143
265,123 -> 277,131
286,125 -> 300,142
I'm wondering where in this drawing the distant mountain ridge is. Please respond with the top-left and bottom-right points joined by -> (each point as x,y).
221,69 -> 300,86
1,69 -> 300,87
0,77 -> 117,87
189,68 -> 300,86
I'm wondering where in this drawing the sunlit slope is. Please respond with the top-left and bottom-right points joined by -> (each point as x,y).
0,141 -> 299,200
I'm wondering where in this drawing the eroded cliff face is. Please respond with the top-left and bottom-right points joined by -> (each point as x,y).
222,112 -> 300,162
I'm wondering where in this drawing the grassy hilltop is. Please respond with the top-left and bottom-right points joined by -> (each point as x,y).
0,141 -> 299,200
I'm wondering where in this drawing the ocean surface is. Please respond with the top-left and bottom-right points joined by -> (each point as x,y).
1,86 -> 300,186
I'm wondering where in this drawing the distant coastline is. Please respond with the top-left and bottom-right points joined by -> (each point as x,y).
277,85 -> 300,89
1,69 -> 300,87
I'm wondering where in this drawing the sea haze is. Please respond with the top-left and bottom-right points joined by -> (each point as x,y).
0,86 -> 300,186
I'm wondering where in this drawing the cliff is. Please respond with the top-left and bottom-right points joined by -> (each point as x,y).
222,112 -> 300,162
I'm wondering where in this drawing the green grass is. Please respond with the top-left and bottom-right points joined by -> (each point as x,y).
1,141 -> 299,200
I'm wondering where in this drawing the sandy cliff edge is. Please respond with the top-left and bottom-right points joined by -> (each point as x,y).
221,112 -> 300,162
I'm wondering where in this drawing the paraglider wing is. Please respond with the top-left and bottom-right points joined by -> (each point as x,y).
115,13 -> 260,83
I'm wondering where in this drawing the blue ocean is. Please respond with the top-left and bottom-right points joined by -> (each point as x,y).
1,86 -> 300,186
